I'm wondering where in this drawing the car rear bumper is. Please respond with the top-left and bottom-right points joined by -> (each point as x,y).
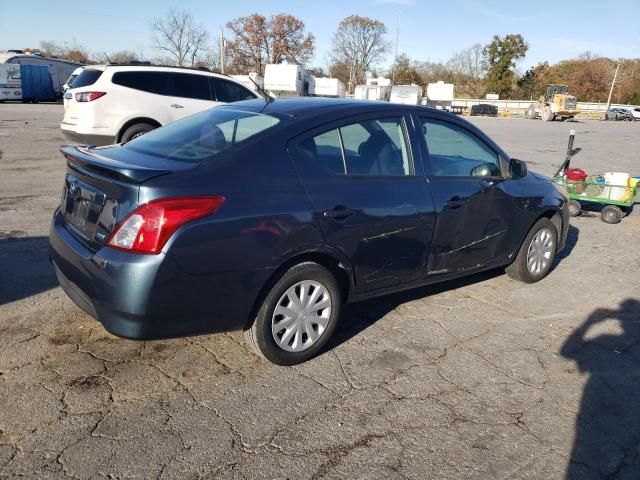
60,128 -> 116,146
49,209 -> 260,339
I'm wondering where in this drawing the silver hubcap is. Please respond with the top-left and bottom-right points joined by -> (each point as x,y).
271,280 -> 332,352
526,228 -> 554,275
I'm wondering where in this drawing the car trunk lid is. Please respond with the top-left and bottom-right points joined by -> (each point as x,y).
60,145 -> 196,251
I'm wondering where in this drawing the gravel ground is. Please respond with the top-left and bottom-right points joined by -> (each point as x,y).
1,104 -> 639,479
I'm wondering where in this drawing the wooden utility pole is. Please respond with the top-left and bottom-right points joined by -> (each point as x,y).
603,63 -> 620,119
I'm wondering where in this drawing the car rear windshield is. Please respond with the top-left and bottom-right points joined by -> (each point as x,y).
123,108 -> 281,163
71,69 -> 103,88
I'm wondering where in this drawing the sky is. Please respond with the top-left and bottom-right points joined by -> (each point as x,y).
1,0 -> 639,71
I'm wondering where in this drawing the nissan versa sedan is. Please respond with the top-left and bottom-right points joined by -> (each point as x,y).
49,98 -> 569,365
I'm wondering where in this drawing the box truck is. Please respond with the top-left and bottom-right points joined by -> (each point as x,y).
426,81 -> 455,110
389,85 -> 423,105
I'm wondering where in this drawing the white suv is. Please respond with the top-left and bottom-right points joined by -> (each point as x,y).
61,65 -> 258,145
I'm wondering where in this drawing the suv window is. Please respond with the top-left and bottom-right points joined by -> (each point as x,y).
419,118 -> 501,177
300,117 -> 412,176
211,78 -> 256,102
71,69 -> 103,88
112,71 -> 172,95
172,73 -> 212,100
124,108 -> 281,163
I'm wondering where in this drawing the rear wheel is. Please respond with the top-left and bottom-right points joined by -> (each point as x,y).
244,262 -> 342,365
120,123 -> 156,143
601,205 -> 623,224
506,218 -> 557,283
568,200 -> 582,217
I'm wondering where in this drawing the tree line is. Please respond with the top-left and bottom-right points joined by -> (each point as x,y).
25,9 -> 640,104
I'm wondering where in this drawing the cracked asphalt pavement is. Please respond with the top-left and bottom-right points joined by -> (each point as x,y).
1,104 -> 639,479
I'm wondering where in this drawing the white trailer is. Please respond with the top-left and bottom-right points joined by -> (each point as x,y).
230,72 -> 264,94
0,51 -> 82,99
389,85 -> 423,105
264,63 -> 313,97
310,77 -> 346,98
0,64 -> 22,101
354,84 -> 391,101
426,81 -> 455,110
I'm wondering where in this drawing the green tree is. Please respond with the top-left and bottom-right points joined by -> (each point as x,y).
391,54 -> 422,86
483,34 -> 528,97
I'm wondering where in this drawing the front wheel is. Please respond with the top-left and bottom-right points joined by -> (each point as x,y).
506,218 -> 558,283
568,200 -> 582,217
244,262 -> 342,365
601,205 -> 623,224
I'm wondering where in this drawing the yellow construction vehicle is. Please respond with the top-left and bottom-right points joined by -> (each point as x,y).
526,84 -> 580,121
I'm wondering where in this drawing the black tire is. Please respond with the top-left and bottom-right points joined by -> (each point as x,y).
120,123 -> 156,143
568,200 -> 582,217
244,262 -> 342,365
601,205 -> 623,224
506,218 -> 558,283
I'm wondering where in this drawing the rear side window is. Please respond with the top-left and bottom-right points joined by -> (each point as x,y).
71,69 -> 102,88
172,73 -> 212,100
112,71 -> 172,95
211,78 -> 256,102
299,117 -> 412,176
124,108 -> 281,163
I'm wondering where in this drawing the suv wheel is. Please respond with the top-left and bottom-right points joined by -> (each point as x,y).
120,123 -> 156,143
506,218 -> 557,283
244,262 -> 341,365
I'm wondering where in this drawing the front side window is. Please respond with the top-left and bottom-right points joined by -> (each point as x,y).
419,118 -> 502,177
211,78 -> 256,103
124,108 -> 281,163
300,117 -> 412,177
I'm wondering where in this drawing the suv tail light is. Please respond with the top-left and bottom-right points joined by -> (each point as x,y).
75,91 -> 106,102
106,196 -> 225,254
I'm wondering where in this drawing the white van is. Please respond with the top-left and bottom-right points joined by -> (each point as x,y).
61,64 -> 258,145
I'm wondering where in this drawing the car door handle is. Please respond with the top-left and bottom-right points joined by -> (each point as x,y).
444,196 -> 466,209
323,206 -> 355,220
170,104 -> 184,109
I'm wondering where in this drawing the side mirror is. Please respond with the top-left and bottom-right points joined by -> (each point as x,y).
509,158 -> 528,179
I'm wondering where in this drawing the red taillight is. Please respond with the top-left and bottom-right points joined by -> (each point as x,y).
106,196 -> 225,254
75,91 -> 106,102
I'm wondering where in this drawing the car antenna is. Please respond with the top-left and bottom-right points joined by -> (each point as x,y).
249,76 -> 273,104
104,52 -> 112,64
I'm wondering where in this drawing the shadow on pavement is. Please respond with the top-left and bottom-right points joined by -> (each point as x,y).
0,236 -> 57,306
561,298 -> 640,479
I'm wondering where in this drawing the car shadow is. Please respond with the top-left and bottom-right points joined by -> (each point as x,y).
326,267 -> 504,352
561,298 -> 640,479
0,236 -> 57,306
327,224 -> 579,353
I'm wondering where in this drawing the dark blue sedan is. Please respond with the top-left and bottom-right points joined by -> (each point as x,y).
50,98 -> 569,365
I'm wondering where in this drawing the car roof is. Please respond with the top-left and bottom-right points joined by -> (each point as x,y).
224,97 -> 435,117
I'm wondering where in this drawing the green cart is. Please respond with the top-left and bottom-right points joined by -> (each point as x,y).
552,176 -> 638,224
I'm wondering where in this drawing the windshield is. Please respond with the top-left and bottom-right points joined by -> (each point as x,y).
124,108 -> 281,163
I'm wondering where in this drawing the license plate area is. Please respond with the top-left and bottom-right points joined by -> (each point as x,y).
62,175 -> 107,243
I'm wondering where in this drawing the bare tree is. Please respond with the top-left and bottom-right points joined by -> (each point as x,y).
150,9 -> 211,67
225,13 -> 314,75
447,44 -> 486,97
330,15 -> 390,87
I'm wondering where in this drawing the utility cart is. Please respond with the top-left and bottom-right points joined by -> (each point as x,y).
552,130 -> 638,224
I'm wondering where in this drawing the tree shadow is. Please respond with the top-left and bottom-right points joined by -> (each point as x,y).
561,298 -> 640,479
0,236 -> 57,306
